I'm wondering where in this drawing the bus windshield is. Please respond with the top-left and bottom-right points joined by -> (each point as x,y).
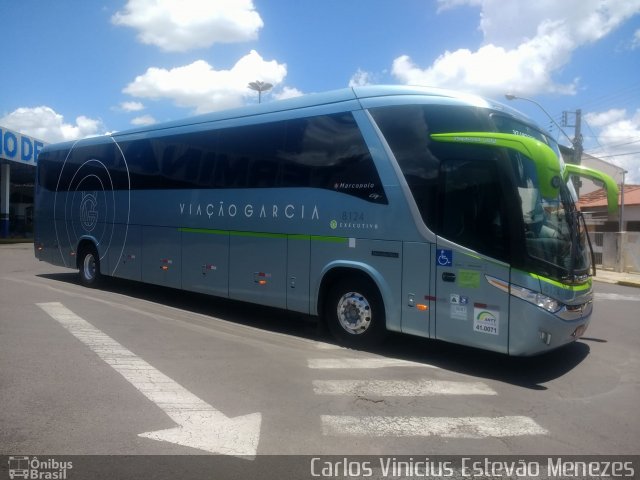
513,153 -> 591,281
370,104 -> 590,283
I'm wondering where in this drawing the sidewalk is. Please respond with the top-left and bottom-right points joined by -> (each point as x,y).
0,238 -> 33,244
593,269 -> 640,288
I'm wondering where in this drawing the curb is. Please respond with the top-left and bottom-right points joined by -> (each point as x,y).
593,275 -> 640,289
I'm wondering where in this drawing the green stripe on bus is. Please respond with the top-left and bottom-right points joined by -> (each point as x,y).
527,272 -> 592,292
179,227 -> 347,243
179,227 -> 228,235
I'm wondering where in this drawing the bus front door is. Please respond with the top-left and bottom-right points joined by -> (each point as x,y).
434,239 -> 510,354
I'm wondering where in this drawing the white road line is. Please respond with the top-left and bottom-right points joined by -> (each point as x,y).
37,302 -> 261,458
308,358 -> 438,370
594,293 -> 640,302
312,379 -> 496,396
321,415 -> 547,438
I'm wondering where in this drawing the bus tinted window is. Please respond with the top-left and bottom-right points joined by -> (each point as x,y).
39,141 -> 128,192
371,104 -> 511,260
46,112 -> 387,203
284,114 -> 386,202
370,105 -> 441,228
437,147 -> 511,261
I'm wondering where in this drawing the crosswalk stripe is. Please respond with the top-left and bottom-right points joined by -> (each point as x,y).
308,358 -> 438,369
594,293 -> 640,302
312,379 -> 496,396
313,342 -> 345,350
321,415 -> 547,438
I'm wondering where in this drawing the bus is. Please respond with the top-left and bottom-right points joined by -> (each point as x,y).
34,85 -> 619,355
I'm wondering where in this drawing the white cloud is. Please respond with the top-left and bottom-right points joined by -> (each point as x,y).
349,69 -> 373,88
119,101 -> 145,112
394,0 -> 640,96
584,109 -> 627,128
584,108 -> 640,183
272,86 -> 304,101
632,29 -> 640,49
112,0 -> 263,52
0,106 -> 104,143
123,50 -> 287,113
131,114 -> 157,126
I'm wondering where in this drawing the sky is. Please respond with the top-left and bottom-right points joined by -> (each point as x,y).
2,0 -> 640,183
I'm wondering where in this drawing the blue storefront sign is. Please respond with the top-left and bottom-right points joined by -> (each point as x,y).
0,126 -> 45,165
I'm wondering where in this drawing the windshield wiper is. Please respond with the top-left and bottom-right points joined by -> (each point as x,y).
579,211 -> 596,277
565,210 -> 593,283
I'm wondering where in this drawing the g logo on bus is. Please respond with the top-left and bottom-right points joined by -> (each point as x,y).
80,193 -> 98,232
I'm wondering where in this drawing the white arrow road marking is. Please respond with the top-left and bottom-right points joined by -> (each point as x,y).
37,302 -> 261,458
313,379 -> 497,396
308,358 -> 438,369
321,415 -> 548,438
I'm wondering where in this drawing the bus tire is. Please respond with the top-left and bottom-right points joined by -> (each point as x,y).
78,245 -> 101,288
325,277 -> 387,348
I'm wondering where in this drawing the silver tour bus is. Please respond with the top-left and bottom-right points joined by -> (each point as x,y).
34,86 -> 619,355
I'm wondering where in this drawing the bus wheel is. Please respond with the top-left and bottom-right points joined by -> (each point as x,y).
325,278 -> 387,348
79,245 -> 101,288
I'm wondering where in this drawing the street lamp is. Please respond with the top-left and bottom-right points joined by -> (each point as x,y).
248,80 -> 273,104
505,93 -> 583,195
504,94 -> 575,146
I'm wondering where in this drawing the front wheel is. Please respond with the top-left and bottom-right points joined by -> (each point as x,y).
78,246 -> 101,288
325,277 -> 387,348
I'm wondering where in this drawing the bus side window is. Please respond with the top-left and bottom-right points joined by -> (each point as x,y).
369,105 -> 440,222
214,127 -> 250,188
437,154 -> 510,262
282,114 -> 386,203
246,122 -> 286,188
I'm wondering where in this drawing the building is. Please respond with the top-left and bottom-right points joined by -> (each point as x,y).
577,184 -> 640,232
0,126 -> 46,238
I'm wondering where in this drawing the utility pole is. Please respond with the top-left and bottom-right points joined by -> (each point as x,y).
562,109 -> 583,164
562,109 -> 583,195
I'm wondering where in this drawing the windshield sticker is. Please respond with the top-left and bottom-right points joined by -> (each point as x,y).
458,269 -> 481,288
452,136 -> 497,144
474,307 -> 500,335
449,294 -> 469,305
451,304 -> 468,321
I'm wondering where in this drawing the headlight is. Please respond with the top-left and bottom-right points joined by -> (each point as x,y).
510,284 -> 563,313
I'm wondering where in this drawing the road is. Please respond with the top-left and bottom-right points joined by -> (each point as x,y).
1,243 -> 638,475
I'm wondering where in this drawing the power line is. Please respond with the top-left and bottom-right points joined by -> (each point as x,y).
586,138 -> 640,152
594,150 -> 640,159
578,81 -> 640,113
583,119 -> 605,152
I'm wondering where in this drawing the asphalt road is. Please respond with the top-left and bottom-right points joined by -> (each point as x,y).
1,243 -> 638,476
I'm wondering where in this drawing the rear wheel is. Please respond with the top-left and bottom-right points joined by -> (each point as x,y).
325,277 -> 387,348
78,245 -> 101,287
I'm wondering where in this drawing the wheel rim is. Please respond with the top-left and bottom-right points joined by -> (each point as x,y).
83,253 -> 96,281
336,291 -> 372,335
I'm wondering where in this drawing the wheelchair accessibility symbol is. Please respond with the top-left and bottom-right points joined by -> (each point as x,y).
437,249 -> 453,267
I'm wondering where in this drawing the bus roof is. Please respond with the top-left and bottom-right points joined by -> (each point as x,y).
112,85 -> 528,138
41,85 -> 536,151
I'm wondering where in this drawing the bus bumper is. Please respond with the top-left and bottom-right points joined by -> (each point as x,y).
508,297 -> 593,356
